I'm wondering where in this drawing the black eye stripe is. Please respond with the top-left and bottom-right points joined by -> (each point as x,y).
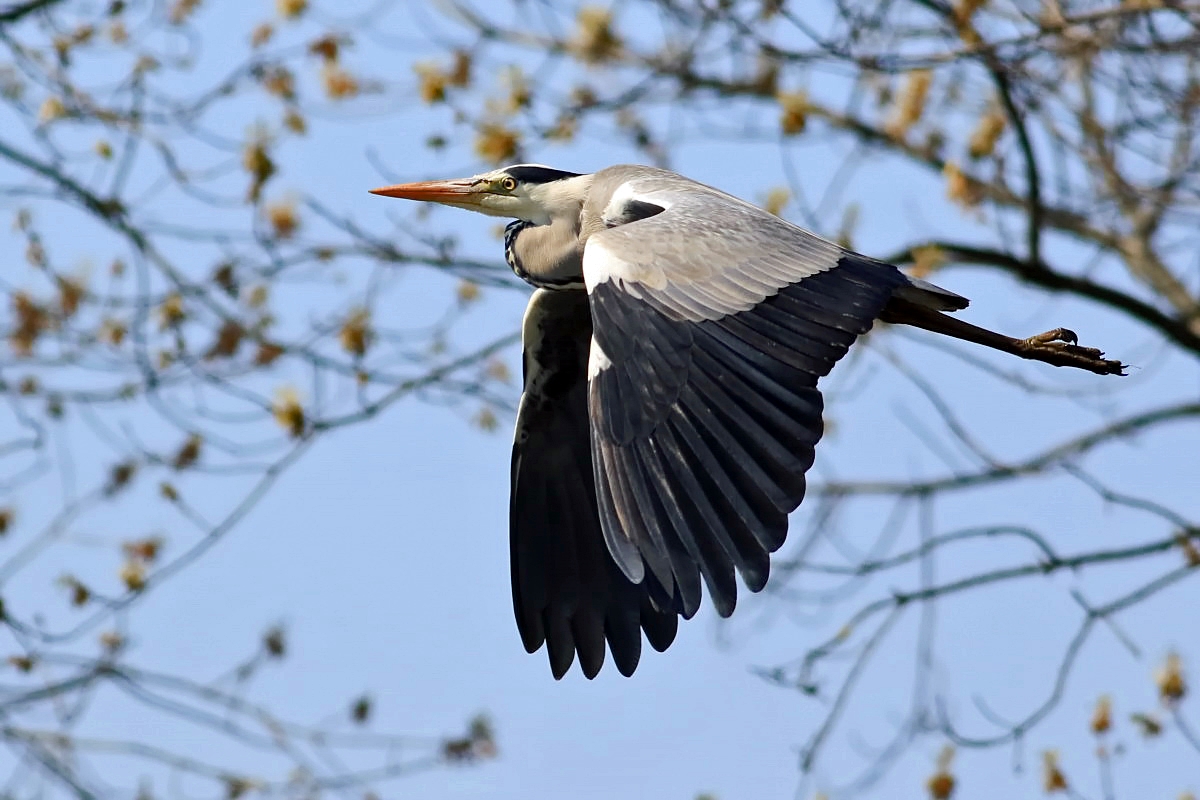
504,166 -> 582,185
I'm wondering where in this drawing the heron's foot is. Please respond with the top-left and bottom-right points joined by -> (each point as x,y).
1024,328 -> 1078,346
1018,329 -> 1127,376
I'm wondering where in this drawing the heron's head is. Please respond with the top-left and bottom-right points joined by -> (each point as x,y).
370,164 -> 588,226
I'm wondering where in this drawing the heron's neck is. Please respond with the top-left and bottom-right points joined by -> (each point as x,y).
506,212 -> 585,289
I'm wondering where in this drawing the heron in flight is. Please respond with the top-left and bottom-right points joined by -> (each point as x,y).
371,164 -> 1123,679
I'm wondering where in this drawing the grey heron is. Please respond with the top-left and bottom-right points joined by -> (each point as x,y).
370,164 -> 1123,679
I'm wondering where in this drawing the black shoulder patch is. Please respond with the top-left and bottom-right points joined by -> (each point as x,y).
506,165 -> 583,185
606,199 -> 665,227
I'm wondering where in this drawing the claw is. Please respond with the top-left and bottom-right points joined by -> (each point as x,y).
1015,330 -> 1126,375
1025,328 -> 1078,346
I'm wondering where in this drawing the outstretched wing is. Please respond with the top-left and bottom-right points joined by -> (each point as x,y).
511,289 -> 677,679
583,171 -> 910,619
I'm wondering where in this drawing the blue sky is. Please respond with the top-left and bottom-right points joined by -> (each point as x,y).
1,2 -> 1197,798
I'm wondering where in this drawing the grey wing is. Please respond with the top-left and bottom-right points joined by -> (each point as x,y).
583,176 -> 912,618
511,289 -> 677,679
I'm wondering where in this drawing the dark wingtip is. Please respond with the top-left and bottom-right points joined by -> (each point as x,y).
711,590 -> 737,619
740,557 -> 771,593
550,654 -> 573,680
516,619 -> 545,655
580,655 -> 604,680
641,599 -> 678,654
613,656 -> 639,678
545,614 -> 577,679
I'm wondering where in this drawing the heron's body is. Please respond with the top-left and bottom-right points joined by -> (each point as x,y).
371,163 -> 1123,679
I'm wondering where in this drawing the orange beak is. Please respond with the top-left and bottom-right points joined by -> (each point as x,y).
369,178 -> 481,204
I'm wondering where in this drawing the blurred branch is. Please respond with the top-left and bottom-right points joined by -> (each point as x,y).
816,401 -> 1200,499
0,0 -> 64,25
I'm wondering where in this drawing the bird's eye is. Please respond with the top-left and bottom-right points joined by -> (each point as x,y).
500,176 -> 517,192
